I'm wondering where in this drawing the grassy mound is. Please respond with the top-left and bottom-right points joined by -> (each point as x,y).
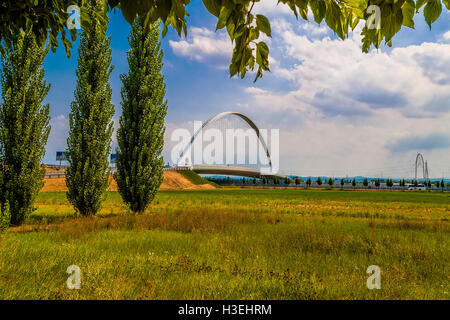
178,170 -> 219,188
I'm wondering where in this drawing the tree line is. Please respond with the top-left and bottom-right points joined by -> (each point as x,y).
0,0 -> 167,229
209,176 -> 449,191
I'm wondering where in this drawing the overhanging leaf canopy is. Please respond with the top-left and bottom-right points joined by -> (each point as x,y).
1,0 -> 448,81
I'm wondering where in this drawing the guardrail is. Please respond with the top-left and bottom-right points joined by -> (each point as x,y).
44,172 -> 66,179
44,168 -> 117,179
164,166 -> 191,171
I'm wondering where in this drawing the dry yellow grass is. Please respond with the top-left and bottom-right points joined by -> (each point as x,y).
41,171 -> 215,192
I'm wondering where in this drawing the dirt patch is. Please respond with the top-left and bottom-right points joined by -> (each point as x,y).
41,171 -> 215,192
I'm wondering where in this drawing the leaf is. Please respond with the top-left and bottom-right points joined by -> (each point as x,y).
424,0 -> 442,28
443,0 -> 450,10
310,0 -> 326,24
256,15 -> 271,37
229,62 -> 239,77
402,0 -> 415,29
202,0 -> 222,17
380,4 -> 403,43
415,0 -> 428,10
216,4 -> 233,30
108,0 -> 120,9
325,1 -> 344,39
256,41 -> 269,70
351,17 -> 360,30
118,0 -> 139,23
341,0 -> 368,10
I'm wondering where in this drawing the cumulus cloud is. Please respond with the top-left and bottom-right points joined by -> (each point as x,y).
251,20 -> 450,119
253,0 -> 293,16
169,28 -> 232,68
440,31 -> 450,43
387,133 -> 450,152
166,15 -> 450,177
241,20 -> 450,176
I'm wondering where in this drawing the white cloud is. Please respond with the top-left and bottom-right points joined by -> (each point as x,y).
169,28 -> 232,68
241,20 -> 450,177
440,30 -> 450,42
253,0 -> 293,16
166,16 -> 450,177
250,20 -> 450,119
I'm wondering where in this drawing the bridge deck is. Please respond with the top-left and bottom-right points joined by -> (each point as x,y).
190,165 -> 286,179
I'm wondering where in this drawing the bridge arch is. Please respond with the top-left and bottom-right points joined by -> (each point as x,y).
415,153 -> 426,180
177,112 -> 272,170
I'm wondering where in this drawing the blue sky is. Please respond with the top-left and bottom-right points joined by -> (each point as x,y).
37,1 -> 450,178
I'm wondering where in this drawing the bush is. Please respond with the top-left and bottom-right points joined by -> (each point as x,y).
0,201 -> 10,232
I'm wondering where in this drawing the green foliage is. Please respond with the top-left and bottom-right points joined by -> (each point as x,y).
178,170 -> 216,187
3,1 -> 448,81
386,178 -> 394,188
352,178 -> 357,187
375,179 -> 381,188
115,18 -> 167,213
0,200 -> 10,232
317,177 -> 323,186
0,1 -> 107,58
66,0 -> 114,216
0,32 -> 51,226
306,177 -> 312,186
363,178 -> 369,187
328,178 -> 334,186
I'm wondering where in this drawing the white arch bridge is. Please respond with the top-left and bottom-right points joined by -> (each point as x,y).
174,112 -> 286,179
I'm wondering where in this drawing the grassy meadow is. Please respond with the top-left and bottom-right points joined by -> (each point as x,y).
0,189 -> 448,299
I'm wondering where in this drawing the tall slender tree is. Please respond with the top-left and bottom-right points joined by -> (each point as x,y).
0,32 -> 51,226
115,18 -> 167,213
66,0 -> 114,216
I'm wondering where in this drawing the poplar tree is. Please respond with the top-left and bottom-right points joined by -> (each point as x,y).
328,178 -> 334,187
115,18 -> 167,213
66,0 -> 114,216
0,32 -> 51,226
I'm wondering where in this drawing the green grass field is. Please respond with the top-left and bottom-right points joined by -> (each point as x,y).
0,189 -> 448,299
